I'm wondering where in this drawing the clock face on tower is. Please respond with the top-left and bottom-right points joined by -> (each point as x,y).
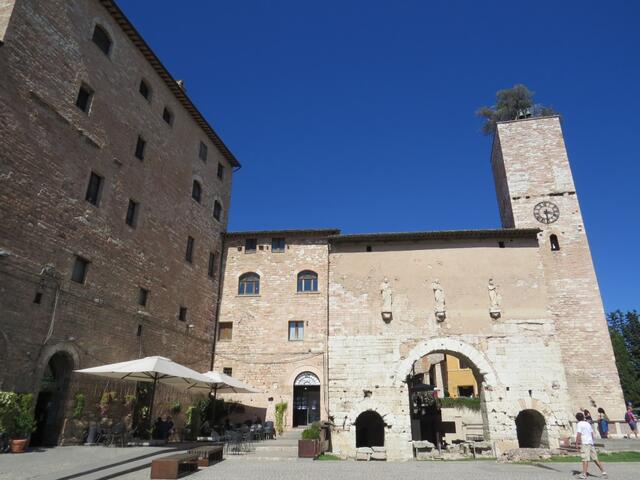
533,201 -> 560,224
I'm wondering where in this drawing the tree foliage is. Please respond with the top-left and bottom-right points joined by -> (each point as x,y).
608,310 -> 640,403
476,84 -> 558,135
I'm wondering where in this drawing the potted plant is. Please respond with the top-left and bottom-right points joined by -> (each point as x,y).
0,392 -> 37,453
298,422 -> 321,458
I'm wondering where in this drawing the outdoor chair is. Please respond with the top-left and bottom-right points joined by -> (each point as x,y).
103,423 -> 127,447
263,421 -> 275,439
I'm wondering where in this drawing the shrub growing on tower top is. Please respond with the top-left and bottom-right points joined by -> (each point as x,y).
476,84 -> 558,135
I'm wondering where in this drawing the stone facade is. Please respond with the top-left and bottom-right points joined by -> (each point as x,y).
0,0 -> 236,444
0,0 -> 625,460
215,231 -> 336,428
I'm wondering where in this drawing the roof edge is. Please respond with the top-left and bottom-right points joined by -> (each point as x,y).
329,228 -> 540,243
101,0 -> 240,167
225,228 -> 341,238
496,115 -> 560,126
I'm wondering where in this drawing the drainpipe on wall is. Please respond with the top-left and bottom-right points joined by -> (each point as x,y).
209,232 -> 226,371
324,239 -> 331,419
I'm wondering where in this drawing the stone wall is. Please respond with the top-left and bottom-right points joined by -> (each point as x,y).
492,117 -> 626,423
0,0 -> 234,442
214,232 -> 335,428
327,236 -> 574,459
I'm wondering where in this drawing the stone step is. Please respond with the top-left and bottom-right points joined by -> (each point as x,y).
254,444 -> 298,453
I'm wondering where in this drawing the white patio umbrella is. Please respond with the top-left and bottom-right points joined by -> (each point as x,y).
197,371 -> 261,428
200,371 -> 262,394
75,356 -> 213,422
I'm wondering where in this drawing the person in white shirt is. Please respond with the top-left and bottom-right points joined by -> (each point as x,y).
575,411 -> 607,479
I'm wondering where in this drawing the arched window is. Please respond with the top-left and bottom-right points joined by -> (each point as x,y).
92,25 -> 112,56
239,272 -> 260,295
191,180 -> 202,203
297,270 -> 318,292
550,234 -> 560,251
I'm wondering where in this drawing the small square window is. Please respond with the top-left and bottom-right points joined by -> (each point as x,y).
139,80 -> 151,100
208,252 -> 216,278
223,367 -> 232,376
135,136 -> 146,160
213,201 -> 222,221
245,239 -> 257,253
162,107 -> 173,125
217,163 -> 225,180
71,256 -> 89,284
33,292 -> 43,304
178,306 -> 187,321
186,236 -> 195,263
288,321 -> 304,341
199,142 -> 208,162
85,172 -> 103,206
76,84 -> 93,113
218,322 -> 233,341
125,199 -> 139,227
138,288 -> 149,307
271,238 -> 285,253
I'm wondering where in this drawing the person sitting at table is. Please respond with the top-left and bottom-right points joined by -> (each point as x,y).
152,417 -> 164,440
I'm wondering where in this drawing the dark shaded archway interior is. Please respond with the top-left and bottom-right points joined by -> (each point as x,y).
31,351 -> 74,446
516,409 -> 547,448
355,410 -> 385,447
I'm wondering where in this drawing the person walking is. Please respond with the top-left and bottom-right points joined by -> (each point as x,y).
597,407 -> 609,439
575,411 -> 607,479
625,405 -> 638,438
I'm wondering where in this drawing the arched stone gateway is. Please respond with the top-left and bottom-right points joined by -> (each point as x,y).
516,409 -> 549,448
355,410 -> 385,448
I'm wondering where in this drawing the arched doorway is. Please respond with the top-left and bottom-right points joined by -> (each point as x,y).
516,409 -> 548,448
407,351 -> 486,448
293,372 -> 320,427
355,410 -> 385,447
31,352 -> 74,446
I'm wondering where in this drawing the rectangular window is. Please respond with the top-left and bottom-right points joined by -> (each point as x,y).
125,199 -> 139,227
75,84 -> 93,113
162,107 -> 173,125
245,238 -> 257,253
208,252 -> 216,278
85,172 -> 103,206
138,288 -> 149,307
223,367 -> 232,376
271,237 -> 285,253
457,386 -> 475,397
139,80 -> 151,100
217,162 -> 225,180
135,136 -> 146,160
33,292 -> 43,304
288,321 -> 304,341
213,201 -> 222,221
218,322 -> 233,341
458,358 -> 471,370
178,306 -> 187,321
199,142 -> 208,162
71,256 -> 89,284
185,236 -> 195,263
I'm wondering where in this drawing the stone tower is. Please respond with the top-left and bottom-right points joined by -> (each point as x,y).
491,116 -> 625,421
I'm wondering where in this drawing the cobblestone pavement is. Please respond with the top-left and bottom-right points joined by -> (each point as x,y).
116,459 -> 640,480
1,447 -> 639,480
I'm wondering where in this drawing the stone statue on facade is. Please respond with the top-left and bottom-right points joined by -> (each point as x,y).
488,278 -> 501,319
381,277 -> 393,322
432,279 -> 446,322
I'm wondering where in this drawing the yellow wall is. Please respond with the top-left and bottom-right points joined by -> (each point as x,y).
445,354 -> 478,398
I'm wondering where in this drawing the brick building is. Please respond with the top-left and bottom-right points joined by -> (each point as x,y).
0,0 -> 237,445
0,0 -> 626,459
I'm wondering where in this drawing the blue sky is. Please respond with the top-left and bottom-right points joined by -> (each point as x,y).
119,0 -> 639,312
